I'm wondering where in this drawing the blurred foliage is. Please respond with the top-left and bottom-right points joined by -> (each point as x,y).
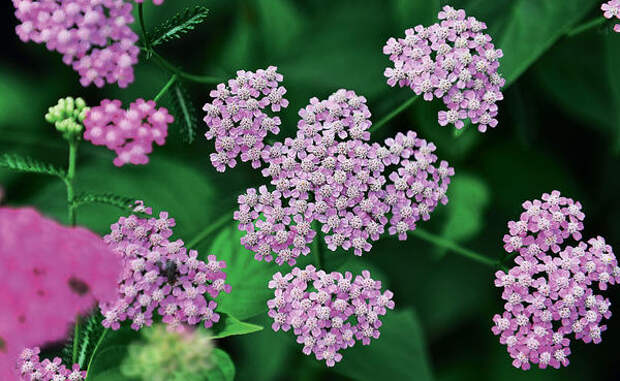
3,0 -> 620,380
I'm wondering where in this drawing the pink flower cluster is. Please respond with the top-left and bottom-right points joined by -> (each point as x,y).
602,1 -> 620,32
99,202 -> 231,332
0,207 -> 119,380
383,5 -> 504,132
83,99 -> 174,167
17,347 -> 85,381
12,0 -> 140,88
267,265 -> 395,367
492,191 -> 619,370
203,66 -> 288,172
234,89 -> 453,265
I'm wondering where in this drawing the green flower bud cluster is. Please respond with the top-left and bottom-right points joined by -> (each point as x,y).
121,325 -> 214,381
44,97 -> 89,139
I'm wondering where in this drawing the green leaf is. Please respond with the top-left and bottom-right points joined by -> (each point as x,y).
148,6 -> 209,47
254,0 -> 303,56
0,153 -> 65,178
438,174 -> 490,256
85,345 -> 128,381
73,192 -> 136,213
392,0 -> 440,29
206,349 -> 235,381
169,81 -> 199,144
209,224 -> 279,320
211,312 -> 263,339
88,368 -> 132,381
605,34 -> 620,152
333,309 -> 434,381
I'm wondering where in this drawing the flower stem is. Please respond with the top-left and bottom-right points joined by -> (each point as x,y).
72,318 -> 80,364
187,212 -> 232,249
409,228 -> 499,268
566,16 -> 607,37
154,74 -> 177,102
312,221 -> 324,269
65,139 -> 78,226
138,4 -> 150,51
150,50 -> 223,84
369,95 -> 419,133
86,328 -> 109,373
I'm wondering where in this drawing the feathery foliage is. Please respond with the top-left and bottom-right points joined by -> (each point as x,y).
0,153 -> 65,178
169,81 -> 199,143
73,192 -> 136,212
148,6 -> 209,47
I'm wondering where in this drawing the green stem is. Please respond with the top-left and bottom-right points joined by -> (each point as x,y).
154,74 -> 178,102
72,318 -> 80,364
566,16 -> 607,37
409,228 -> 498,268
187,212 -> 231,249
369,95 -> 419,133
150,50 -> 223,84
65,139 -> 78,226
312,221 -> 324,269
86,328 -> 109,374
138,4 -> 150,51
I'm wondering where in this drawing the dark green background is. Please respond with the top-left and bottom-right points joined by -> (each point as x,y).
2,0 -> 620,380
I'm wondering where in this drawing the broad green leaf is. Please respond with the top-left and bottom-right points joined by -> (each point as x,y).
211,312 -> 263,339
89,368 -> 133,381
254,0 -> 303,56
206,349 -> 236,381
209,225 -> 279,320
85,345 -> 128,381
148,6 -> 209,47
392,0 -> 440,29
438,174 -> 490,256
333,309 -> 434,381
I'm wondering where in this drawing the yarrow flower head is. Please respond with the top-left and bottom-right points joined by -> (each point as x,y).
383,5 -> 505,132
99,202 -> 231,332
83,99 -> 174,167
267,265 -> 395,367
120,324 -> 214,381
492,191 -> 619,370
0,207 -> 120,380
234,89 -> 454,265
203,66 -> 288,172
17,347 -> 86,381
45,97 -> 90,140
12,0 -> 140,88
602,1 -> 620,32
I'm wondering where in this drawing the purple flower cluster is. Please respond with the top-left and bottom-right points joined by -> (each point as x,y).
492,191 -> 619,370
602,1 -> 620,32
83,99 -> 174,167
99,202 -> 231,331
17,347 -> 85,381
383,5 -> 504,132
12,0 -> 140,88
267,265 -> 395,367
203,66 -> 288,172
234,89 -> 454,265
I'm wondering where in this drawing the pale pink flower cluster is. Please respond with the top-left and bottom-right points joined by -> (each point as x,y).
17,347 -> 85,381
99,202 -> 231,332
602,1 -> 620,32
234,89 -> 453,265
383,6 -> 504,132
83,99 -> 174,167
0,207 -> 120,380
12,0 -> 140,88
203,66 -> 288,172
492,191 -> 619,370
267,265 -> 395,367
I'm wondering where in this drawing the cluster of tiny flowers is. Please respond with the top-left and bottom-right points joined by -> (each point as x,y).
83,99 -> 174,167
234,89 -> 453,264
383,5 -> 504,132
17,348 -> 85,381
602,1 -> 620,32
0,207 -> 119,380
267,266 -> 395,367
203,66 -> 288,172
99,202 -> 231,332
492,191 -> 619,370
12,0 -> 140,88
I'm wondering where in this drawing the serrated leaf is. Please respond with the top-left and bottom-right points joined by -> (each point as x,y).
73,192 -> 136,212
0,153 -> 65,178
206,349 -> 235,381
148,6 -> 209,47
211,312 -> 263,339
169,82 -> 199,144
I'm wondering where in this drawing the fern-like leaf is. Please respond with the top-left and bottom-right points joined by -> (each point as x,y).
0,153 -> 65,178
61,312 -> 105,368
148,6 -> 209,47
169,81 -> 199,143
73,192 -> 136,212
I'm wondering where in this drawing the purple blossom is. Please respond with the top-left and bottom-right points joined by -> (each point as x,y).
12,0 -> 140,88
602,1 -> 620,33
99,202 -> 231,332
203,66 -> 288,172
492,191 -> 619,370
83,99 -> 174,167
17,348 -> 86,381
383,5 -> 504,132
267,265 -> 395,367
